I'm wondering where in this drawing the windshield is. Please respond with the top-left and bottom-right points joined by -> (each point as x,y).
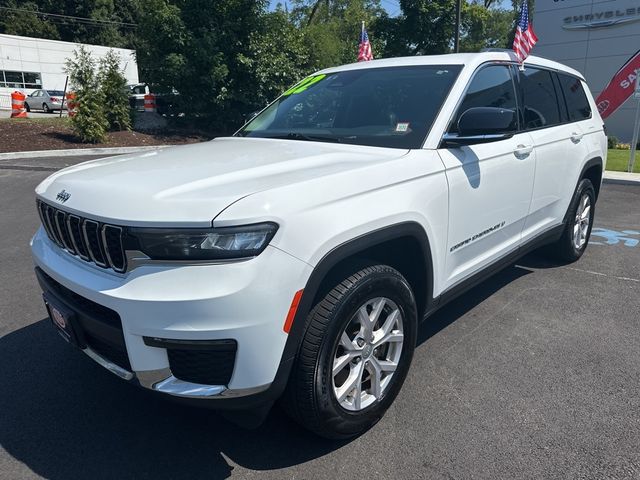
46,90 -> 64,96
236,65 -> 462,149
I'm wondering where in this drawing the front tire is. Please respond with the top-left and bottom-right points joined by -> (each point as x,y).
283,265 -> 417,439
549,178 -> 596,262
24,102 -> 31,112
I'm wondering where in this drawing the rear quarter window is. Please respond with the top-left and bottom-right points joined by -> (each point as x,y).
558,73 -> 592,122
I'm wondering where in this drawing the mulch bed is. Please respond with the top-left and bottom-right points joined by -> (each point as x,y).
0,118 -> 213,153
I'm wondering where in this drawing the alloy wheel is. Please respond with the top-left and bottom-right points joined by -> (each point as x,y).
573,193 -> 591,250
332,297 -> 404,412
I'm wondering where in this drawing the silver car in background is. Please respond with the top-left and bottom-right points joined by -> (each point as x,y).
24,90 -> 67,113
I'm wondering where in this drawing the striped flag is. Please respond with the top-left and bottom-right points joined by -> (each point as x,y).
512,2 -> 538,64
358,22 -> 373,62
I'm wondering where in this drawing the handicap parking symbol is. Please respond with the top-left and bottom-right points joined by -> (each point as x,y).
590,228 -> 640,247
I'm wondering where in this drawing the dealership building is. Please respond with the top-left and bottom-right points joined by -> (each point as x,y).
534,0 -> 640,141
0,34 -> 138,109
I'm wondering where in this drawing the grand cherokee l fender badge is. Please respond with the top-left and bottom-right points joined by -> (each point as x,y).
450,221 -> 506,253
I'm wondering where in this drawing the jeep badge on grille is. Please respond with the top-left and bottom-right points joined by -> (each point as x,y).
56,190 -> 71,203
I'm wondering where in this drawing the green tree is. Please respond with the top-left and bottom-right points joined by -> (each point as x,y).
291,0 -> 384,68
0,1 -> 60,40
460,2 -> 514,52
238,10 -> 312,109
378,0 -> 457,57
64,46 -> 108,143
98,50 -> 132,131
0,0 -> 140,48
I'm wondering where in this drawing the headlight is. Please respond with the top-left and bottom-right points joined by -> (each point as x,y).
127,223 -> 278,260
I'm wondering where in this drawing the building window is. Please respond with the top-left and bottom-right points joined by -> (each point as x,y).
0,71 -> 42,89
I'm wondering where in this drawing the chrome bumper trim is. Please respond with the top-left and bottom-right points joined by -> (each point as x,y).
83,347 -> 134,381
153,376 -> 227,398
82,347 -> 271,399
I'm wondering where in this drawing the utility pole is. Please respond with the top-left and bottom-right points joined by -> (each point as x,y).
454,0 -> 461,53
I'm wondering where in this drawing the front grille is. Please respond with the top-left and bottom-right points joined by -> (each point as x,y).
37,200 -> 127,273
167,343 -> 237,386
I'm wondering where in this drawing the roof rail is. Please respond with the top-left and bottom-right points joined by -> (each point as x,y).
480,48 -> 514,53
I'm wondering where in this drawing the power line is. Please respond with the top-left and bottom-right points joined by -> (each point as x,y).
0,7 -> 137,28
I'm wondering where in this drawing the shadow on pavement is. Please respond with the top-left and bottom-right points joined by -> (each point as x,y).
0,258 -> 538,479
0,320 -> 347,479
417,261 -> 533,346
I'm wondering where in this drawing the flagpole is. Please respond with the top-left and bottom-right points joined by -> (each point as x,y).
454,0 -> 461,53
629,99 -> 640,173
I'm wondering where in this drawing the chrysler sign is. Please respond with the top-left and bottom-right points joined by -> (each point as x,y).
563,7 -> 640,30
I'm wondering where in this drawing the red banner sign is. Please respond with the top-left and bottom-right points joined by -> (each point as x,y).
595,49 -> 640,119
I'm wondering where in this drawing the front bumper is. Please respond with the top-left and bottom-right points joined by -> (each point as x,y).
31,227 -> 311,401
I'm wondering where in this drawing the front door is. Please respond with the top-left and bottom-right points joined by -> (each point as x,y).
438,63 -> 536,290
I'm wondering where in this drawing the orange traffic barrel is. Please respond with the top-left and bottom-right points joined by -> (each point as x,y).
65,92 -> 77,117
10,91 -> 28,118
144,93 -> 156,113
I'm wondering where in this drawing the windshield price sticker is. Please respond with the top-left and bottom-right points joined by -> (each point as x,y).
395,122 -> 410,132
282,74 -> 326,96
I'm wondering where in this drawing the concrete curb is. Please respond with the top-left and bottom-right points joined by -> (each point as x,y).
0,145 -> 174,161
603,171 -> 640,186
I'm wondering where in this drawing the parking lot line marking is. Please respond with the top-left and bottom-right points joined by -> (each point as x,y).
565,267 -> 640,283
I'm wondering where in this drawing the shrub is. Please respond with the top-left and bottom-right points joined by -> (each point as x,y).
64,46 -> 108,143
607,136 -> 619,149
98,50 -> 132,131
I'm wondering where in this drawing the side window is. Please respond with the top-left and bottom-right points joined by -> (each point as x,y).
520,68 -> 561,129
449,65 -> 517,133
558,73 -> 592,122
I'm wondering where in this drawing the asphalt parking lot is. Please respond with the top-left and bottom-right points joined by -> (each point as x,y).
1,156 -> 639,479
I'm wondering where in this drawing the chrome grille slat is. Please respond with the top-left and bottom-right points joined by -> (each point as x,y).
82,219 -> 108,268
67,215 -> 90,261
55,210 -> 75,254
45,205 -> 64,247
102,225 -> 126,273
37,201 -> 54,239
36,201 -> 126,273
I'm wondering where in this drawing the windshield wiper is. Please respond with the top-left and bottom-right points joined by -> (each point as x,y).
263,133 -> 342,144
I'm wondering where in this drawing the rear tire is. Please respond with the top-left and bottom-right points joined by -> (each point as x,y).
548,178 -> 595,262
282,265 -> 417,439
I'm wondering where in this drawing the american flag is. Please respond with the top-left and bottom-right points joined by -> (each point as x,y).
358,22 -> 373,62
512,2 -> 538,64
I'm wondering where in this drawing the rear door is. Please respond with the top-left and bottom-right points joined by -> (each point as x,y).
438,63 -> 536,289
520,68 -> 592,240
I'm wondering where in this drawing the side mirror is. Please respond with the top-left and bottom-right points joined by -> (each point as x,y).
442,107 -> 516,147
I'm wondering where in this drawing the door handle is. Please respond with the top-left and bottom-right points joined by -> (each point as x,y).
514,144 -> 533,158
570,132 -> 584,143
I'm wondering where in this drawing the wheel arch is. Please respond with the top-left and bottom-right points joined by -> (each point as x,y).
580,156 -> 603,200
281,222 -> 434,365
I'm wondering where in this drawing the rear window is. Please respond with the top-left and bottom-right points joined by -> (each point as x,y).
520,68 -> 561,129
46,90 -> 64,96
558,73 -> 591,122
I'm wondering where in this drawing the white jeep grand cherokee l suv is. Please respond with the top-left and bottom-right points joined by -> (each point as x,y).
32,51 -> 606,439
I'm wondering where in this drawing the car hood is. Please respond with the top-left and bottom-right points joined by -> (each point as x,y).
36,137 -> 409,226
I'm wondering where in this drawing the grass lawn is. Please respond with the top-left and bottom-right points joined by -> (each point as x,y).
607,149 -> 640,173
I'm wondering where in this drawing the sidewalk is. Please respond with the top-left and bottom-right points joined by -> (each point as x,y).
603,170 -> 640,185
